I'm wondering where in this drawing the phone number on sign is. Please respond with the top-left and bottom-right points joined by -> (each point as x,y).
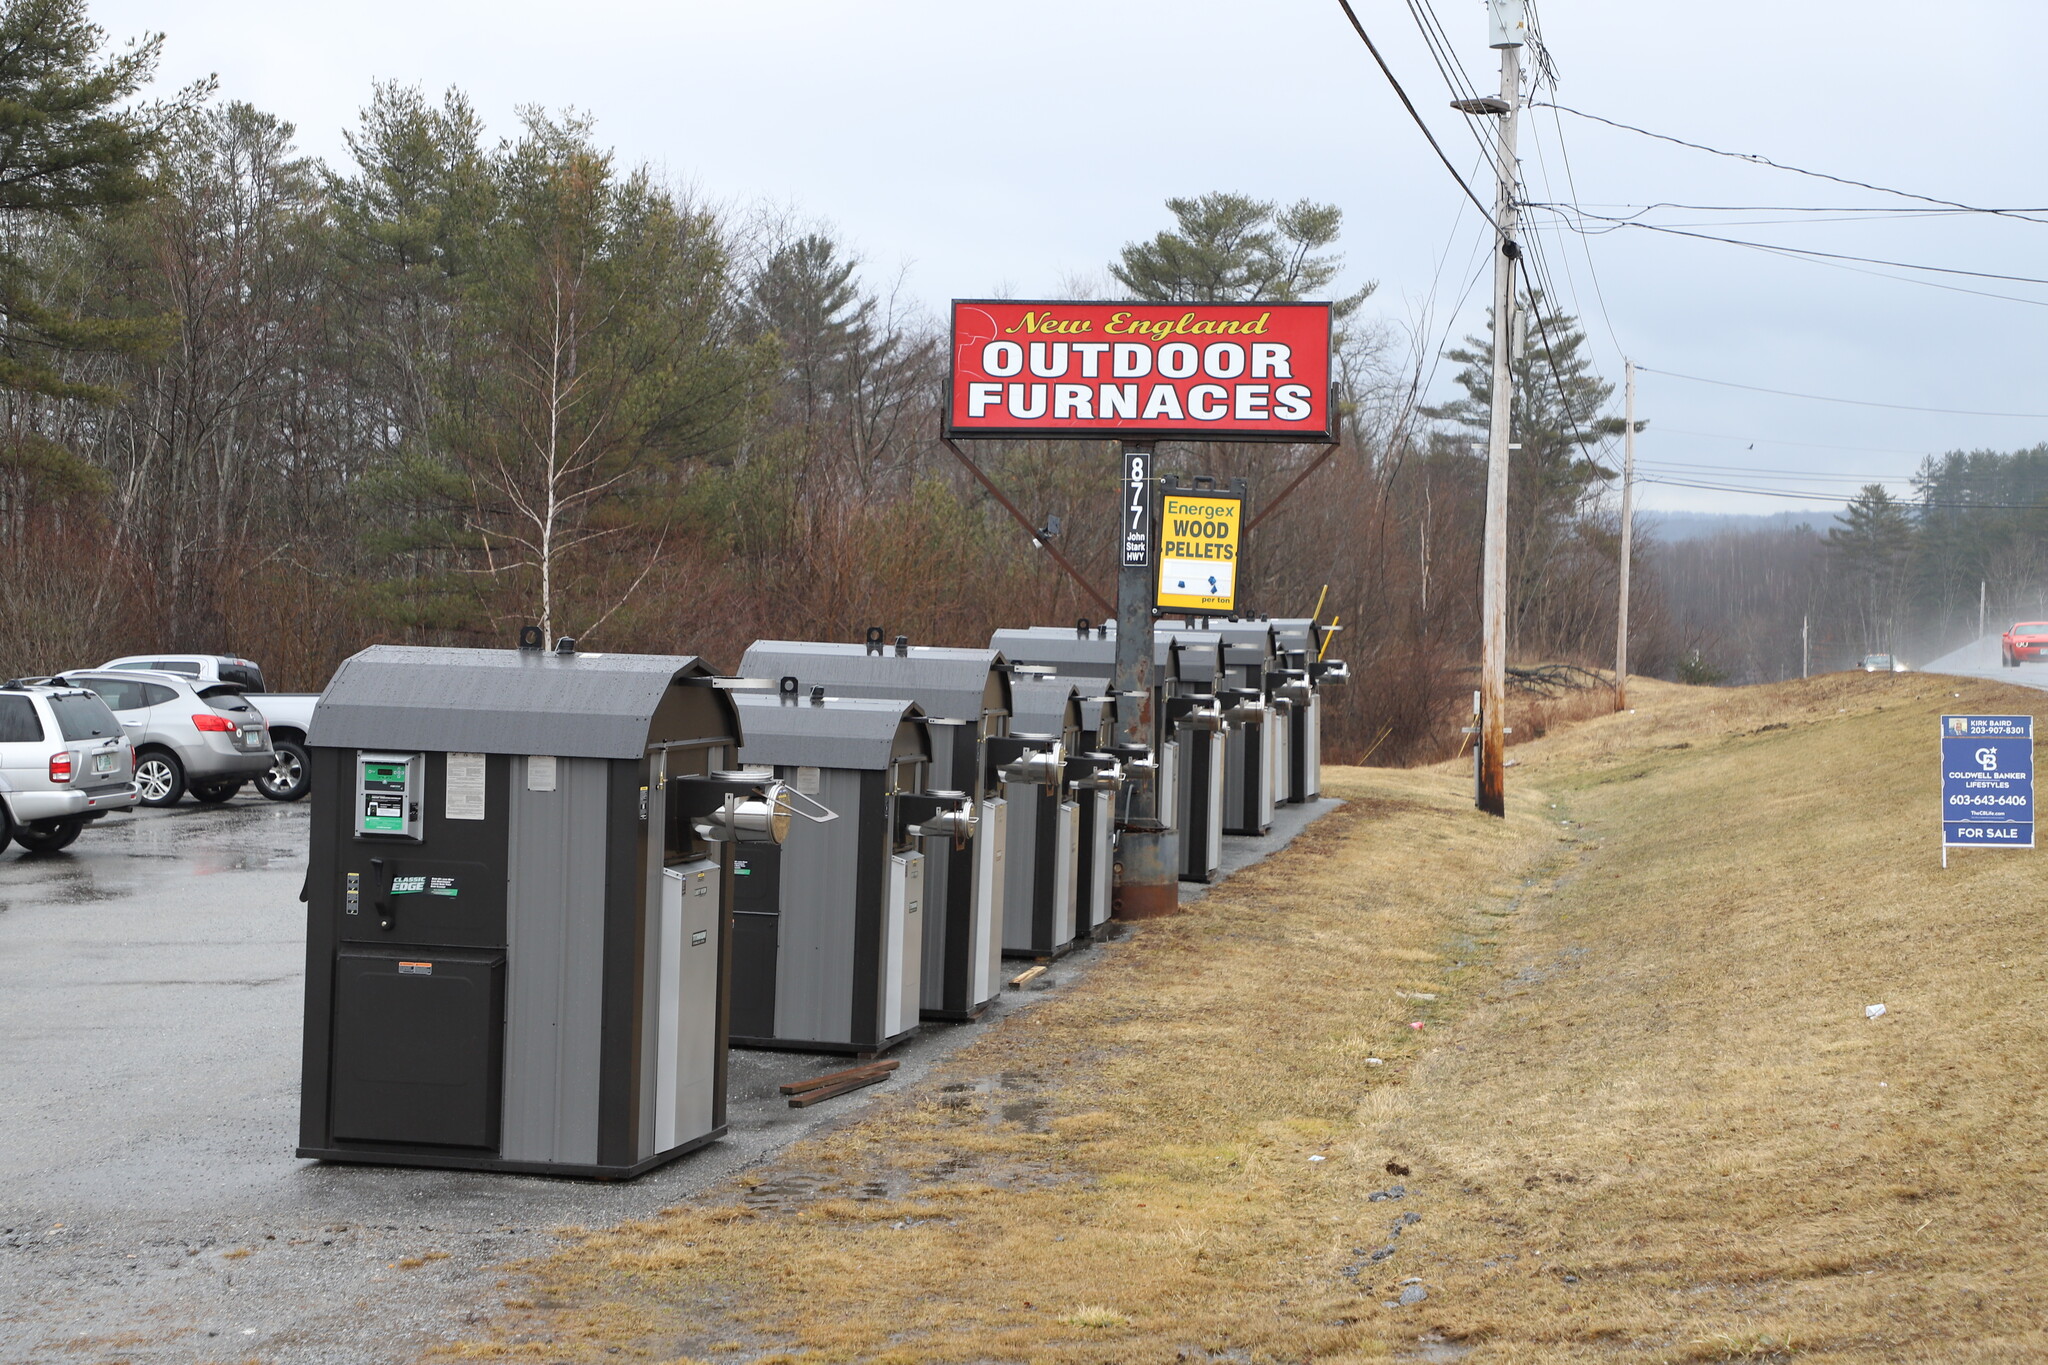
1948,793 -> 2032,806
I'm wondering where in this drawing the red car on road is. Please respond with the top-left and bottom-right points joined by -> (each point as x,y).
2001,622 -> 2048,666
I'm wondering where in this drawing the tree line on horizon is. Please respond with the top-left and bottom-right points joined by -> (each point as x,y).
4,1 -> 2031,759
1659,457 -> 2048,683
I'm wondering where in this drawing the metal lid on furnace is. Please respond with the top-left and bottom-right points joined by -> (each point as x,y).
308,645 -> 731,759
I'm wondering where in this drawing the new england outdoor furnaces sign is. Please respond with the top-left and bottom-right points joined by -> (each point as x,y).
944,301 -> 1334,444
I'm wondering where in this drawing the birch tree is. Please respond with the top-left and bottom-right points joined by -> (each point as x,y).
422,111 -> 760,641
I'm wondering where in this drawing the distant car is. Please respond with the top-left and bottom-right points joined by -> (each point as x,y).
51,670 -> 274,807
0,683 -> 137,853
95,654 -> 317,801
2001,623 -> 2048,667
98,653 -> 266,692
1860,654 -> 1902,673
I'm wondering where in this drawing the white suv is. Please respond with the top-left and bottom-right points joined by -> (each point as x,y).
0,684 -> 137,853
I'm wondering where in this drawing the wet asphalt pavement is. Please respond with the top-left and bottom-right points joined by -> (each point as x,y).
0,793 -> 1338,1364
1920,632 -> 2048,688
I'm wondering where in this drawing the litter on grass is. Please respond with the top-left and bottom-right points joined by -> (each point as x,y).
1866,1003 -> 1887,1020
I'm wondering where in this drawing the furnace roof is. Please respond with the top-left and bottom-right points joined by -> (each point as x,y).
739,641 -> 1010,723
986,628 -> 1186,681
733,693 -> 929,770
309,645 -> 733,758
1007,677 -> 1082,737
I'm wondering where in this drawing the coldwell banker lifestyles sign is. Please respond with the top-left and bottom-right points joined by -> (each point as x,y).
1940,714 -> 2033,850
945,300 -> 1334,442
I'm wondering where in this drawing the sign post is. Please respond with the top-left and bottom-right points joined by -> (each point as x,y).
1940,714 -> 2034,867
1112,442 -> 1174,918
946,299 -> 1334,920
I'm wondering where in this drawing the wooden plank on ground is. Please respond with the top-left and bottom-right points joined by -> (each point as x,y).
1008,965 -> 1047,990
787,1071 -> 892,1108
778,1059 -> 899,1097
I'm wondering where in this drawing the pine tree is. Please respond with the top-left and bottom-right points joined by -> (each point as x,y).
1424,290 -> 1626,654
409,110 -> 765,640
1110,192 -> 1373,318
1826,483 -> 1914,652
0,0 -> 203,401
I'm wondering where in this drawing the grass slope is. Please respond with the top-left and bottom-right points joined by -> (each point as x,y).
445,671 -> 2047,1364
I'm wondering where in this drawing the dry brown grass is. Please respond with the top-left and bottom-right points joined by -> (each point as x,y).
444,668 -> 2048,1363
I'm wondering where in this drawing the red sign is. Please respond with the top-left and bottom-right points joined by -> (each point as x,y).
945,300 -> 1333,443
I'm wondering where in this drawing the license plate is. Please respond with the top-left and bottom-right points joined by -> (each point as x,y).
93,752 -> 116,773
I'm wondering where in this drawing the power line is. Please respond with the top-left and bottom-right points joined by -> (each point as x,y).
1402,0 -> 1507,181
1539,201 -> 2048,218
1641,474 -> 2048,510
1638,367 -> 2048,420
1334,0 -> 1500,233
1641,460 -> 1914,482
1638,476 -> 1874,503
1538,101 -> 2048,226
1551,212 -> 2048,288
1654,426 -> 1938,456
1539,103 -> 1625,356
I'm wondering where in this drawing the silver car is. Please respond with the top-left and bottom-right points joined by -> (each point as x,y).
53,670 -> 275,807
0,683 -> 138,853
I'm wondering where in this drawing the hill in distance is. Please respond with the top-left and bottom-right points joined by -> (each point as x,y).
1643,508 -> 1843,542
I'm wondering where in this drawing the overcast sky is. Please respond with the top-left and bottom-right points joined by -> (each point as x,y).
100,0 -> 2047,517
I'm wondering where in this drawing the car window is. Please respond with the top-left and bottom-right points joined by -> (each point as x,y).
0,694 -> 44,743
150,660 -> 202,676
221,664 -> 265,691
200,685 -> 252,712
50,693 -> 121,741
140,682 -> 179,706
75,675 -> 151,711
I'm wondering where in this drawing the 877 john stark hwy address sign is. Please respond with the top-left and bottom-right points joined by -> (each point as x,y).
945,301 -> 1334,442
1941,714 -> 2034,849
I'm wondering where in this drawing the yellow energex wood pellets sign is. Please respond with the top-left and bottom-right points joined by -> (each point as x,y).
1156,493 -> 1242,613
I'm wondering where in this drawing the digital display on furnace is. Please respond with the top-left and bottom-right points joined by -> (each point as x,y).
355,753 -> 422,839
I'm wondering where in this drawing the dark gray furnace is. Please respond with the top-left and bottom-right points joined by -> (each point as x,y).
730,686 -> 966,1055
297,641 -> 783,1179
738,635 -> 1012,1021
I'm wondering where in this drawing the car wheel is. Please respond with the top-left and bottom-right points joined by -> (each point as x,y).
257,740 -> 311,802
135,750 -> 187,807
0,806 -> 11,856
191,781 -> 243,805
14,818 -> 83,852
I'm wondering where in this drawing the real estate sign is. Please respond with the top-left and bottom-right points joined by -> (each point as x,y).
1941,714 -> 2034,849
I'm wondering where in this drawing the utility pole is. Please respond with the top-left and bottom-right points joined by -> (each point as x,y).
1473,0 -> 1524,816
1112,441 -> 1175,919
1980,579 -> 1987,642
1802,615 -> 1809,679
1615,358 -> 1636,711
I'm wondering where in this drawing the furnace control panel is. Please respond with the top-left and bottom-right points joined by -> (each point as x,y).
355,752 -> 424,840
